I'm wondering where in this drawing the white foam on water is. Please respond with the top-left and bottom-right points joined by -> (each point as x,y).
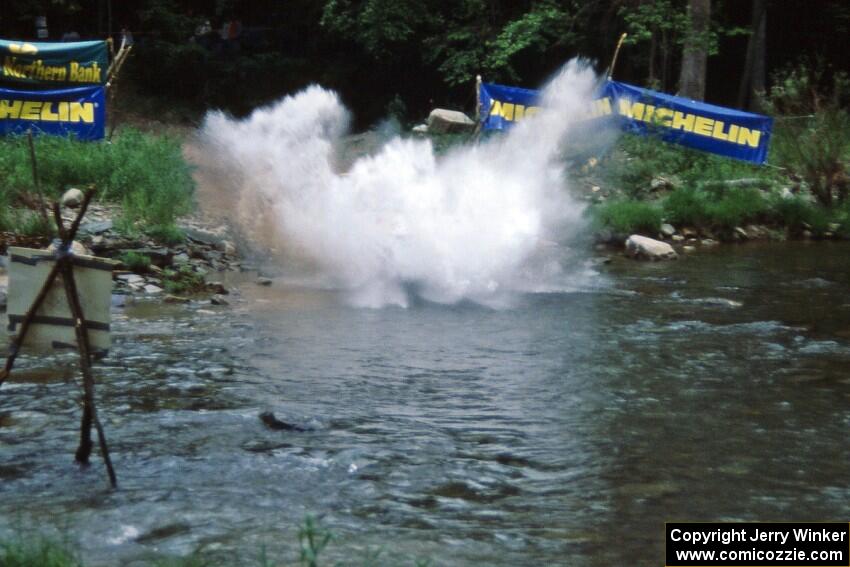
199,59 -> 602,307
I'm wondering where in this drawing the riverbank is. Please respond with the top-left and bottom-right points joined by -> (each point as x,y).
575,133 -> 850,251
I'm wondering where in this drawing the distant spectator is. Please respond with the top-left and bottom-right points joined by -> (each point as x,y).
61,30 -> 81,41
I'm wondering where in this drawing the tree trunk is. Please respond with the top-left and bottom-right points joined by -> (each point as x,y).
648,33 -> 656,85
737,0 -> 767,110
678,0 -> 711,100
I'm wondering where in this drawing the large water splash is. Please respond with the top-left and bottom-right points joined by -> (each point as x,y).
198,59 -> 602,307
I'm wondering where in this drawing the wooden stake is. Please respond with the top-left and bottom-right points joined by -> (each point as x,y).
1,189 -> 117,488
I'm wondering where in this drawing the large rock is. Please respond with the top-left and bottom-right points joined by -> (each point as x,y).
426,108 -> 475,134
61,188 -> 84,208
182,227 -> 225,246
625,235 -> 678,261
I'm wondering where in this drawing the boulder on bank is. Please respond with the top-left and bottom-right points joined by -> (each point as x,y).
426,109 -> 475,134
625,234 -> 678,261
61,188 -> 84,208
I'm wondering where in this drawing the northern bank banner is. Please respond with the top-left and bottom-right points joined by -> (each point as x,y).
479,80 -> 773,164
0,39 -> 108,87
0,85 -> 106,140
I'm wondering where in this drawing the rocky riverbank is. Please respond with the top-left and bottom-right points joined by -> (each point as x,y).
0,198 -> 261,313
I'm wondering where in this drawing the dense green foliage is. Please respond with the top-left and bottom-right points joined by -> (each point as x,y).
0,129 -> 194,239
593,131 -> 850,238
593,200 -> 663,234
762,65 -> 850,206
3,1 -> 850,124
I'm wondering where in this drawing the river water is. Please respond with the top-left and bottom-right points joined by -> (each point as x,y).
1,242 -> 849,566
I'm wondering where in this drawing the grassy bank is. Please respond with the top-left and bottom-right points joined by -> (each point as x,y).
588,133 -> 850,241
589,67 -> 850,242
0,128 -> 194,243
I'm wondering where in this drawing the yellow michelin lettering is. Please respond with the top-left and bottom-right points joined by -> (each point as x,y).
711,120 -> 728,141
0,99 -> 23,119
20,101 -> 41,120
736,126 -> 761,148
693,116 -> 714,137
654,107 -> 673,127
0,99 -> 95,123
607,96 -> 762,148
490,100 -> 540,122
672,111 -> 695,132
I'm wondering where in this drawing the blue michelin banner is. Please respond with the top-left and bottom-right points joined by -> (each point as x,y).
0,85 -> 105,140
479,80 -> 773,164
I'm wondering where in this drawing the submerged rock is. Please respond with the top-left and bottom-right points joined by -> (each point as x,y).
625,235 -> 678,261
259,411 -> 306,432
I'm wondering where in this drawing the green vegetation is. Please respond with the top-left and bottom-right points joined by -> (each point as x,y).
119,251 -> 153,273
0,516 -> 432,567
663,186 -> 769,232
0,129 -> 194,242
0,533 -> 82,567
762,64 -> 850,207
593,200 -> 663,235
163,266 -> 206,296
592,123 -> 850,239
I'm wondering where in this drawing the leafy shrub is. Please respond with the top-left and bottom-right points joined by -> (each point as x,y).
146,224 -> 186,246
593,200 -> 663,234
663,186 -> 708,227
119,251 -> 152,273
664,186 -> 768,231
762,64 -> 850,207
163,266 -> 206,295
607,134 -> 777,198
768,195 -> 832,235
18,213 -> 56,238
705,187 -> 769,229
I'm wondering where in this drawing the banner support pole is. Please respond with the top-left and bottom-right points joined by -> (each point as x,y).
608,33 -> 627,81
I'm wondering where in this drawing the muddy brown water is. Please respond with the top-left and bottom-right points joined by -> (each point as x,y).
1,242 -> 849,566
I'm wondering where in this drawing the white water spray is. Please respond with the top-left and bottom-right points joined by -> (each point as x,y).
198,59 -> 602,307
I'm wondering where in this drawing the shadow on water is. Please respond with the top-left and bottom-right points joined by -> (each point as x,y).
1,242 -> 849,565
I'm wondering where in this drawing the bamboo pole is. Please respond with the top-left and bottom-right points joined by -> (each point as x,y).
608,32 -> 628,81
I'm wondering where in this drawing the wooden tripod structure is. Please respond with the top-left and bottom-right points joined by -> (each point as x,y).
0,159 -> 117,489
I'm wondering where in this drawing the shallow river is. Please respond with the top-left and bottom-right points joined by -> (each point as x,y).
1,242 -> 849,566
